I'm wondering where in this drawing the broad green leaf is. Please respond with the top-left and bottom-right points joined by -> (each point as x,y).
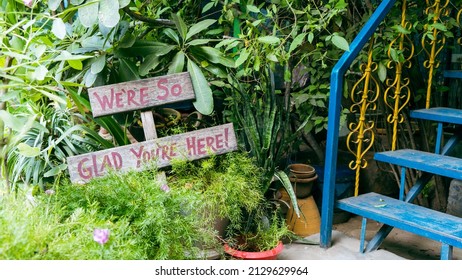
289,33 -> 306,54
54,51 -> 93,62
308,32 -> 314,43
44,164 -> 68,177
168,51 -> 185,74
202,2 -> 214,13
257,36 -> 281,45
52,18 -> 66,40
91,54 -> 106,74
68,60 -> 83,70
331,34 -> 350,51
117,41 -> 174,57
188,60 -> 213,115
33,65 -> 48,81
196,46 -> 235,68
246,5 -> 261,13
140,54 -> 160,76
163,28 -> 180,45
187,39 -> 212,46
119,0 -> 130,8
48,0 -> 62,11
71,0 -> 85,4
172,13 -> 187,40
84,71 -> 97,87
185,19 -> 216,41
0,110 -> 23,131
118,58 -> 140,82
17,143 -> 40,158
78,1 -> 99,27
378,62 -> 387,82
235,48 -> 250,68
99,0 -> 120,28
119,33 -> 136,48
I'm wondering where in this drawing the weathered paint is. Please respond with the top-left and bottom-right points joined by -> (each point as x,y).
88,72 -> 195,117
67,123 -> 237,183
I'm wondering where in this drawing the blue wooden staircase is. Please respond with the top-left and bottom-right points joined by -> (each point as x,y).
337,104 -> 462,260
320,0 -> 462,260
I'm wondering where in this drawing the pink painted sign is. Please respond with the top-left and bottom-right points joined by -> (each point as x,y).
67,124 -> 237,183
88,72 -> 195,117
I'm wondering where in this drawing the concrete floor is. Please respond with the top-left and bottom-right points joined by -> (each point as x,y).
279,215 -> 462,260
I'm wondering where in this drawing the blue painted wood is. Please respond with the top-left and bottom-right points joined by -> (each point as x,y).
444,70 -> 462,79
336,193 -> 462,251
320,0 -> 397,249
374,149 -> 462,180
441,244 -> 453,260
410,107 -> 462,125
360,218 -> 367,253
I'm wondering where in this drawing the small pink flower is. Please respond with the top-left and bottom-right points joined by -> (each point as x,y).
160,184 -> 170,193
23,0 -> 33,8
93,229 -> 109,245
45,189 -> 55,195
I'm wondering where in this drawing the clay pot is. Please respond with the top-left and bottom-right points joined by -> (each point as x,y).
286,196 -> 321,237
290,174 -> 318,198
288,164 -> 316,179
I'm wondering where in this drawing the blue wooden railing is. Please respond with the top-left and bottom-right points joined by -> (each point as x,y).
320,0 -> 398,248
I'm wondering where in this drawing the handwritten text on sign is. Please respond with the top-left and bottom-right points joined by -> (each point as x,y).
88,72 -> 195,117
67,124 -> 237,183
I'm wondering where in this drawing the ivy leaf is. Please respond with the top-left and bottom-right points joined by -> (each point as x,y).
17,143 -> 40,158
257,36 -> 281,45
331,34 -> 350,51
52,18 -> 66,40
99,0 -> 120,28
188,60 -> 213,115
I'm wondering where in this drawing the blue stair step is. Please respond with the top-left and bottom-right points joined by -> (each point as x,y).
410,107 -> 462,125
444,70 -> 462,79
374,149 -> 462,180
336,192 -> 462,249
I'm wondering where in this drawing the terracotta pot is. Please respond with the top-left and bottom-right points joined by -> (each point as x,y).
289,174 -> 318,198
286,196 -> 321,237
288,164 -> 316,179
223,241 -> 284,260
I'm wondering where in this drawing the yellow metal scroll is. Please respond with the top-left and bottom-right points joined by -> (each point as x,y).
384,0 -> 414,151
347,38 -> 379,196
422,0 -> 450,108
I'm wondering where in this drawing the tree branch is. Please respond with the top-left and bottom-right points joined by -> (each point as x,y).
122,7 -> 175,27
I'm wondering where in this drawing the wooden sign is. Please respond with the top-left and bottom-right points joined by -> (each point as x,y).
67,123 -> 237,183
88,72 -> 195,117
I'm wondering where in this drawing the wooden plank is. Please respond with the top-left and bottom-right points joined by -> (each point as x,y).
67,123 -> 237,183
411,107 -> 462,125
336,192 -> 462,248
88,72 -> 195,117
140,111 -> 157,140
374,149 -> 462,180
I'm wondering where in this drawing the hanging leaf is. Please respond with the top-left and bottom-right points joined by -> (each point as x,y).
246,5 -> 261,14
84,71 -> 97,87
171,13 -> 187,40
52,18 -> 66,40
331,34 -> 350,52
235,48 -> 250,68
44,164 -> 68,177
140,54 -> 160,76
79,2 -> 99,27
188,60 -> 213,115
70,0 -> 85,4
98,0 -> 120,28
91,54 -> 106,74
257,36 -> 281,45
288,33 -> 306,54
378,62 -> 387,82
118,58 -> 140,82
17,143 -> 40,158
0,110 -> 23,131
185,19 -> 216,41
168,51 -> 185,74
68,60 -> 83,70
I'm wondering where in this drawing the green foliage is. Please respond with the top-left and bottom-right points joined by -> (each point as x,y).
0,168 -> 216,260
